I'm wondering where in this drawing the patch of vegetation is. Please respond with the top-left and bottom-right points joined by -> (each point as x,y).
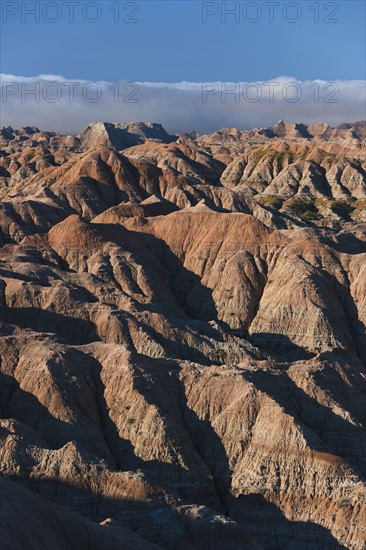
257,195 -> 285,211
302,210 -> 323,222
269,151 -> 295,169
313,197 -> 357,221
280,196 -> 326,223
314,197 -> 330,210
251,148 -> 268,163
57,163 -> 75,179
127,418 -> 135,425
24,150 -> 36,162
283,197 -> 316,216
330,199 -> 355,220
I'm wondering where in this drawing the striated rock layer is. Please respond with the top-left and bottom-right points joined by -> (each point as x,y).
0,121 -> 366,550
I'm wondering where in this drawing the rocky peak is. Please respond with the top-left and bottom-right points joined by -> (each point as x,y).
78,121 -> 177,151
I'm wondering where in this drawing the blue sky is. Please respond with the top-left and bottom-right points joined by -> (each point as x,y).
1,1 -> 365,133
1,1 -> 365,82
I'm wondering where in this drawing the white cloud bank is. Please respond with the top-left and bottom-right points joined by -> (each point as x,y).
1,74 -> 365,134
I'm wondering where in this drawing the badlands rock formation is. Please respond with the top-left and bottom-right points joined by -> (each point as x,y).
0,121 -> 365,549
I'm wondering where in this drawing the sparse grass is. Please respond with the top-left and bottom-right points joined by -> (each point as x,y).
270,151 -> 295,167
257,195 -> 285,211
251,148 -> 268,163
283,197 -> 316,216
315,197 -> 361,221
264,196 -> 327,222
314,197 -> 330,209
57,163 -> 75,179
302,210 -> 323,221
